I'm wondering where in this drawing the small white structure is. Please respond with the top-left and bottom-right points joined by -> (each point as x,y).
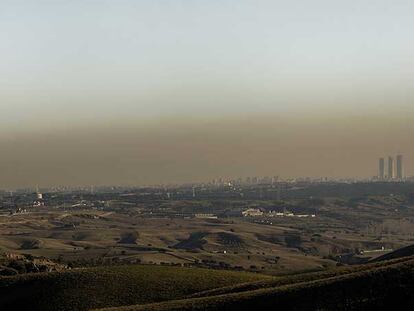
242,208 -> 263,217
194,213 -> 218,219
267,211 -> 316,218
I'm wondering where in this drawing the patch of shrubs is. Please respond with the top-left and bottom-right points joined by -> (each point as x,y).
0,260 -> 50,276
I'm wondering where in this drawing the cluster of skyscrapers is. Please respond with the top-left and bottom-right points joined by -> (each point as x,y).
378,155 -> 404,180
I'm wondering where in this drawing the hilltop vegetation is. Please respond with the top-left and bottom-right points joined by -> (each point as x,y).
0,264 -> 268,311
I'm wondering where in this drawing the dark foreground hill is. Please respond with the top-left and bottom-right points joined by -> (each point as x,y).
97,257 -> 414,311
371,244 -> 414,262
2,257 -> 414,311
0,265 -> 268,311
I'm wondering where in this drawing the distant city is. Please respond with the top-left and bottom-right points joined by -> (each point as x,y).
0,154 -> 411,195
1,163 -> 412,196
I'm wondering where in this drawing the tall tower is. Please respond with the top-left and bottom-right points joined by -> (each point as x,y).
388,156 -> 395,180
378,158 -> 385,180
396,154 -> 404,180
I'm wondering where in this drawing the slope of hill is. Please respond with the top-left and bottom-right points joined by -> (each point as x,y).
98,257 -> 414,311
370,244 -> 414,262
187,256 -> 412,298
0,264 -> 268,311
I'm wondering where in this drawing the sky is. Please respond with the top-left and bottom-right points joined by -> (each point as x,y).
0,0 -> 413,188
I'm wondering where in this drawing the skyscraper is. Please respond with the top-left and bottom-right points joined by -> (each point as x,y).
378,158 -> 385,180
388,156 -> 394,180
396,154 -> 404,180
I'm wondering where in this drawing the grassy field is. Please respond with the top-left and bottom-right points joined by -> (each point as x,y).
0,209 -> 338,275
2,197 -> 413,275
0,264 -> 269,311
96,256 -> 414,311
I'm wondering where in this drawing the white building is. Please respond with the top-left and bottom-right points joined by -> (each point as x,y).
242,208 -> 263,217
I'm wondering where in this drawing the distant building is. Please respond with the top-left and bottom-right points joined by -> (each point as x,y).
378,158 -> 385,180
296,214 -> 316,218
388,156 -> 395,180
32,190 -> 45,207
33,199 -> 44,207
268,211 -> 285,217
194,213 -> 218,219
242,208 -> 263,217
396,154 -> 404,180
268,210 -> 315,218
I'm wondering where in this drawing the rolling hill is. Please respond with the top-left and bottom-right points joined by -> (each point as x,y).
2,254 -> 414,311
96,257 -> 414,311
0,264 -> 268,311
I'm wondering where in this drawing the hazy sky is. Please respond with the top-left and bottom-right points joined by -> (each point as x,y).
0,1 -> 413,188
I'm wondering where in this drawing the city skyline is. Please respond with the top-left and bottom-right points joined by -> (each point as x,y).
378,154 -> 406,180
